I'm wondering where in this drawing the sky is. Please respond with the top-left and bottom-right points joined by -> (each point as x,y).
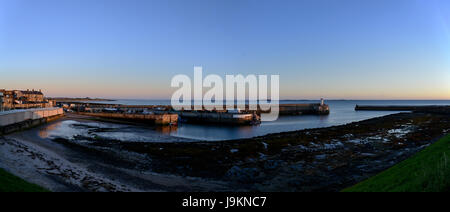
0,0 -> 449,100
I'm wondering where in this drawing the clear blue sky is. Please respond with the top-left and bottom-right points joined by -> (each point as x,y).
0,0 -> 449,99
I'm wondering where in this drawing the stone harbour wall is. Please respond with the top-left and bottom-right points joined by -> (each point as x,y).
0,108 -> 64,135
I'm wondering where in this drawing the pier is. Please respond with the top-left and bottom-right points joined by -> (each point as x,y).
174,111 -> 260,125
77,112 -> 178,125
355,105 -> 450,114
277,103 -> 330,115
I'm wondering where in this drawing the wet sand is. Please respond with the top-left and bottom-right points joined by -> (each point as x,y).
1,111 -> 449,191
0,115 -> 229,191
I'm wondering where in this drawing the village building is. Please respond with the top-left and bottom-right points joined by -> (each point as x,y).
14,89 -> 45,103
0,89 -> 15,111
0,89 -> 53,110
0,91 -> 3,112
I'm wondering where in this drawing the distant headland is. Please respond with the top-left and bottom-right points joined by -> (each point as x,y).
48,97 -> 115,102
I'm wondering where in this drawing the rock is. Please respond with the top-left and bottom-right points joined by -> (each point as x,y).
315,154 -> 327,160
288,163 -> 304,172
225,166 -> 260,183
263,160 -> 282,170
360,153 -> 377,158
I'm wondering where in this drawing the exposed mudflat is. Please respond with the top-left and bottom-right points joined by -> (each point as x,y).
1,112 -> 450,191
99,112 -> 450,191
0,115 -> 229,192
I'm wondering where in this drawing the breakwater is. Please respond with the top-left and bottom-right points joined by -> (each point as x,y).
277,103 -> 330,115
0,108 -> 64,135
174,111 -> 259,125
355,105 -> 450,114
77,112 -> 178,125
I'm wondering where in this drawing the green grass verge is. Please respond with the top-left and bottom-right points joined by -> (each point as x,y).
344,134 -> 450,192
0,168 -> 48,192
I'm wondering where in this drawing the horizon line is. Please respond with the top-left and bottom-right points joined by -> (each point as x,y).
47,97 -> 450,101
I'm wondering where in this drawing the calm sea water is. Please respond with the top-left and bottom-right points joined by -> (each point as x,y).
88,99 -> 450,141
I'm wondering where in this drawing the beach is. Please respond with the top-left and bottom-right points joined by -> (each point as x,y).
0,114 -> 229,192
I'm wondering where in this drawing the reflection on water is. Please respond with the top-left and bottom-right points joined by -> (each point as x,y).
38,121 -> 59,138
155,125 -> 178,134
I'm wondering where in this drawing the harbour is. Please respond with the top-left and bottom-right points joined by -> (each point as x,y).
2,93 -> 450,141
1,95 -> 450,192
3,106 -> 447,192
41,100 -> 450,141
56,99 -> 331,126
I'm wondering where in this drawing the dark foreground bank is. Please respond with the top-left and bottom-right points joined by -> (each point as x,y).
0,168 -> 48,192
344,134 -> 450,192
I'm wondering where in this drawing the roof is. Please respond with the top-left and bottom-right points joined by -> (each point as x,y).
20,90 -> 43,95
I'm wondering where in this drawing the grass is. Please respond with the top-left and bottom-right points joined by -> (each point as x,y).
0,168 -> 48,192
344,134 -> 450,192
